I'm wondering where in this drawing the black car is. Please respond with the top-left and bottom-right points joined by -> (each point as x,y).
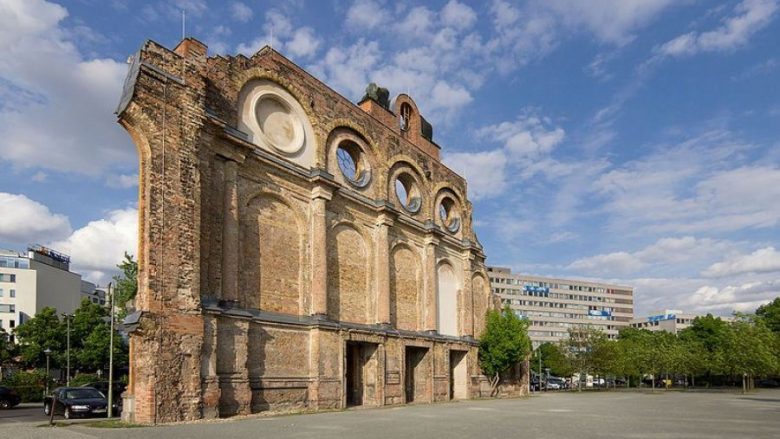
44,387 -> 114,419
0,386 -> 21,409
80,382 -> 124,413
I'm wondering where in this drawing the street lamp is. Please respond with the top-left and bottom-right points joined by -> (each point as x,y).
107,282 -> 115,418
43,348 -> 52,394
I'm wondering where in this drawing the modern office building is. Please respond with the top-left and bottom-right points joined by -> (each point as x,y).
488,267 -> 634,348
630,309 -> 732,334
0,246 -> 85,333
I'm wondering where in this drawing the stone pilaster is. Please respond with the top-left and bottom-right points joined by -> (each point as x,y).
222,159 -> 239,303
310,186 -> 333,317
423,236 -> 439,332
375,214 -> 393,325
461,251 -> 475,338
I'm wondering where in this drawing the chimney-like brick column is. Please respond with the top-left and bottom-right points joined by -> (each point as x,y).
461,252 -> 474,338
310,186 -> 332,317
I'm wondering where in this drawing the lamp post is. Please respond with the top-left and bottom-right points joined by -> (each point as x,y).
107,282 -> 115,418
43,348 -> 52,394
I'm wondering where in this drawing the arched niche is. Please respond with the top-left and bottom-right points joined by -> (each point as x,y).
237,78 -> 316,168
327,224 -> 369,323
437,262 -> 460,336
389,243 -> 422,331
241,194 -> 302,314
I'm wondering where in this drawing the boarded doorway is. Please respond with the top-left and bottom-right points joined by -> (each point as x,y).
345,342 -> 379,407
405,346 -> 428,403
449,350 -> 468,400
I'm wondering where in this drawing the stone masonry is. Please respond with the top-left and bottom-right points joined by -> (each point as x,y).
116,37 -> 527,424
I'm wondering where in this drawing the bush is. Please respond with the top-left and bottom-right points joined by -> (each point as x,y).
69,373 -> 101,387
3,370 -> 48,402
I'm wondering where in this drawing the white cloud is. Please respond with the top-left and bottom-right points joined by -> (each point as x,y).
477,113 -> 566,161
0,0 -> 133,176
590,130 -> 780,235
49,208 -> 138,285
567,236 -> 740,277
441,0 -> 477,30
397,6 -> 434,38
286,28 -> 321,58
230,2 -> 253,22
105,173 -> 139,189
444,149 -> 508,200
683,279 -> 780,314
346,0 -> 388,30
0,192 -> 71,244
541,0 -> 678,45
703,247 -> 780,278
657,0 -> 779,57
236,10 -> 320,60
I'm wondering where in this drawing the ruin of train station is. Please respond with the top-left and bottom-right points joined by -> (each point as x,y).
116,37 -> 525,424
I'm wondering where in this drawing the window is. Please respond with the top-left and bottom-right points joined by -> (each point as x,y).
336,140 -> 371,187
400,103 -> 412,131
438,196 -> 460,233
0,288 -> 3,297
9,319 -> 14,328
394,172 -> 421,213
8,289 -> 14,298
0,273 -> 15,282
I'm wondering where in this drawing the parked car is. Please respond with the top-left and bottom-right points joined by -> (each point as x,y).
756,379 -> 780,388
43,387 -> 118,419
80,381 -> 124,414
547,377 -> 566,390
0,386 -> 22,409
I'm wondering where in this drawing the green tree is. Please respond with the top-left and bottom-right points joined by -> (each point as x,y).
13,307 -> 65,368
479,307 -> 532,396
756,297 -> 780,334
561,326 -> 607,390
679,314 -> 730,378
722,315 -> 779,392
534,342 -> 573,377
113,252 -> 138,318
0,327 -> 16,368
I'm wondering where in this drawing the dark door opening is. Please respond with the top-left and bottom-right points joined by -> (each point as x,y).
449,350 -> 468,400
346,342 -> 378,407
405,346 -> 428,403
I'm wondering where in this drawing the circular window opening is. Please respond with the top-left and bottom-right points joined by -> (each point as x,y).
254,93 -> 304,154
395,173 -> 421,213
336,140 -> 370,187
439,197 -> 460,233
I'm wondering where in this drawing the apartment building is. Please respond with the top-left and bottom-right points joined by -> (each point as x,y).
0,246 -> 85,333
630,309 -> 732,334
488,267 -> 634,348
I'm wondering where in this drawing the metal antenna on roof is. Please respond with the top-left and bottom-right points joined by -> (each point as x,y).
182,9 -> 186,40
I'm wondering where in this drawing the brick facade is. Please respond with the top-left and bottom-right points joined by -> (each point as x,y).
116,37 -> 526,424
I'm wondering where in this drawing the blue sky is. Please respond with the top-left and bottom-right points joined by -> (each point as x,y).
1,0 -> 778,316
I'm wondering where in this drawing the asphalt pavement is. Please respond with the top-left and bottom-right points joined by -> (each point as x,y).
1,389 -> 778,439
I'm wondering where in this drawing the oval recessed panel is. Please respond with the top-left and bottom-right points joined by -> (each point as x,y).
254,94 -> 304,154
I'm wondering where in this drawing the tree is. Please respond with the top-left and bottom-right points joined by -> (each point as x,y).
561,326 -> 607,390
0,328 -> 16,369
756,297 -> 780,334
479,307 -> 532,396
721,315 -> 779,392
113,252 -> 138,318
534,342 -> 573,377
13,307 -> 65,368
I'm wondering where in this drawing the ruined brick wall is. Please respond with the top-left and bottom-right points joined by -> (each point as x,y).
117,37 -> 506,424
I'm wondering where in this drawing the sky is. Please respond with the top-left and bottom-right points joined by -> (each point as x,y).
0,0 -> 778,317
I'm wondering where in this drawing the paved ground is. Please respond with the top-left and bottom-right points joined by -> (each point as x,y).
2,390 -> 778,439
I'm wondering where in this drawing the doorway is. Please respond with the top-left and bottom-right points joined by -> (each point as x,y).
345,342 -> 378,407
405,346 -> 428,403
449,350 -> 468,400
